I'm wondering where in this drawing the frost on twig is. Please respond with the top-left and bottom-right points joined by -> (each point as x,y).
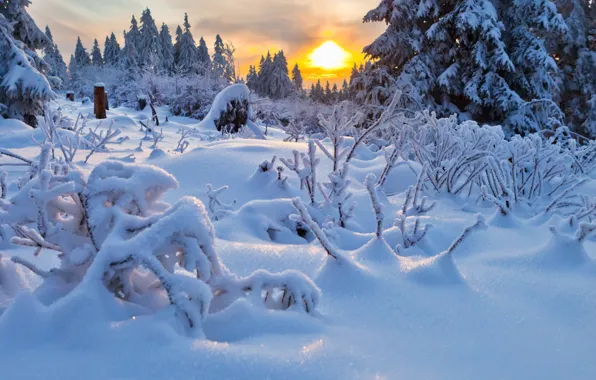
0,172 -> 6,199
205,184 -> 236,220
83,121 -> 122,163
315,101 -> 362,171
443,214 -> 487,255
378,129 -> 410,187
175,128 -> 194,153
345,90 -> 402,163
150,128 -> 165,149
323,163 -> 354,228
282,119 -> 305,143
365,174 -> 384,240
281,142 -> 319,205
574,222 -> 596,243
291,198 -> 345,263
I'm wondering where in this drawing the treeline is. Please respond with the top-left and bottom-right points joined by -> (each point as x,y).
66,9 -> 235,80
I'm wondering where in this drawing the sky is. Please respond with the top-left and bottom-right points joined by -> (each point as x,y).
29,0 -> 385,84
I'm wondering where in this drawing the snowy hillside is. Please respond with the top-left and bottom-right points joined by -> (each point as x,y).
0,94 -> 595,380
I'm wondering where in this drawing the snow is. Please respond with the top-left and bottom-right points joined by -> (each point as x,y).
197,84 -> 266,140
0,96 -> 595,380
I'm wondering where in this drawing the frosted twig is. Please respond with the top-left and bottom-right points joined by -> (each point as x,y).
291,198 -> 342,261
444,215 -> 487,255
365,173 -> 384,239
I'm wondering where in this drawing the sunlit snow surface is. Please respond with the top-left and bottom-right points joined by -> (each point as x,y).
0,99 -> 595,380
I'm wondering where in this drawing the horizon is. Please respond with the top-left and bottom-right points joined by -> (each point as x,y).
29,0 -> 385,85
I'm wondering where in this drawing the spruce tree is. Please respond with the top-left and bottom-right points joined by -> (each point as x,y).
73,37 -> 91,68
44,26 -> 67,80
174,25 -> 183,67
197,37 -> 211,75
361,0 -> 569,135
246,65 -> 258,91
556,0 -> 596,136
91,38 -> 103,66
270,50 -> 293,99
121,29 -> 139,71
257,52 -> 273,96
103,33 -> 121,66
212,34 -> 227,79
0,1 -> 54,125
178,14 -> 197,73
139,8 -> 159,67
291,63 -> 303,93
126,15 -> 141,67
157,23 -> 174,74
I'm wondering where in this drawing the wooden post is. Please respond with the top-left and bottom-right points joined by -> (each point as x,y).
66,91 -> 74,101
94,84 -> 106,119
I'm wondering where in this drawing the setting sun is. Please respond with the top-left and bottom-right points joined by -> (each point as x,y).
307,41 -> 352,71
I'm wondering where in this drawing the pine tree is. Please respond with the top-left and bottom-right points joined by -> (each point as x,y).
556,0 -> 596,136
257,52 -> 273,96
43,26 -> 67,80
341,79 -> 349,101
324,81 -> 332,104
0,0 -> 54,125
73,37 -> 91,68
291,63 -> 303,93
139,8 -> 159,67
121,30 -> 139,71
212,34 -> 227,79
269,50 -> 293,99
197,37 -> 211,75
178,13 -> 197,74
332,83 -> 339,103
360,0 -> 569,135
157,23 -> 174,74
174,25 -> 183,67
125,15 -> 141,68
103,32 -> 121,66
91,38 -> 103,66
310,79 -> 324,103
246,65 -> 258,91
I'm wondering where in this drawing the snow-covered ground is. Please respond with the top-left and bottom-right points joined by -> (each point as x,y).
1,97 -> 595,380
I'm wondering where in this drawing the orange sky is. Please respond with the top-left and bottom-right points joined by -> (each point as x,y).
29,0 -> 384,85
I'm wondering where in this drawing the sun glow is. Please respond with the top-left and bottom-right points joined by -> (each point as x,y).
307,41 -> 352,71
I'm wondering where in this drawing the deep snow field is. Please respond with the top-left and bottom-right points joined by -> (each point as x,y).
1,97 -> 595,380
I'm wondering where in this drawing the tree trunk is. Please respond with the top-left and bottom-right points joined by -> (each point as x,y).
104,92 -> 110,111
94,85 -> 107,119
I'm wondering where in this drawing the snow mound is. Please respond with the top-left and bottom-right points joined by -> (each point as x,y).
197,84 -> 265,139
215,199 -> 312,244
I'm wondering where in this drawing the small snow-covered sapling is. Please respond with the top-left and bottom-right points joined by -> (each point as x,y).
84,120 -> 122,163
365,173 -> 384,240
323,163 -> 354,228
258,155 -> 277,172
315,101 -> 363,171
281,142 -> 320,205
205,184 -> 236,220
150,128 -> 165,149
291,198 -> 346,263
175,128 -> 194,153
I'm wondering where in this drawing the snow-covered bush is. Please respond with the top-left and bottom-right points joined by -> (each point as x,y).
280,141 -> 320,205
0,143 -> 320,337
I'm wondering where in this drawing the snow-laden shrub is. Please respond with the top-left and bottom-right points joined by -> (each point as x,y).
0,145 -> 320,337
